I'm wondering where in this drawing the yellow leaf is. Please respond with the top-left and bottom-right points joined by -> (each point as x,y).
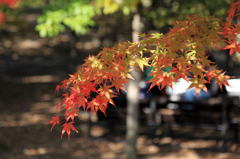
134,57 -> 149,71
127,73 -> 135,80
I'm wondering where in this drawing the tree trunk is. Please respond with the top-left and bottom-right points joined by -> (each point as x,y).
44,0 -> 49,5
125,11 -> 144,159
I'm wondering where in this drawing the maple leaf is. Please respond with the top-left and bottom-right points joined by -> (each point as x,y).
62,93 -> 77,111
61,121 -> 78,138
111,78 -> 127,92
222,42 -> 240,55
227,0 -> 240,25
98,85 -> 116,106
80,82 -> 97,96
188,78 -> 208,97
156,55 -> 174,67
126,73 -> 134,80
147,71 -> 176,91
48,116 -> 60,131
215,72 -> 230,90
98,84 -> 116,100
171,68 -> 189,81
64,88 -> 88,109
65,109 -> 79,121
86,56 -> 103,69
134,57 -> 149,71
190,65 -> 205,78
110,59 -> 127,73
55,85 -> 60,92
76,95 -> 88,110
205,71 -> 216,82
87,95 -> 109,115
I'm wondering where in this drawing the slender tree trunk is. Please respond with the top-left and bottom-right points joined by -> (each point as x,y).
44,0 -> 49,5
70,31 -> 78,58
125,11 -> 144,159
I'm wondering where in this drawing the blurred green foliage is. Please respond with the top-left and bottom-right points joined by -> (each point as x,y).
35,0 -> 144,37
148,0 -> 230,28
36,0 -> 97,37
19,0 -> 45,8
34,0 -> 231,38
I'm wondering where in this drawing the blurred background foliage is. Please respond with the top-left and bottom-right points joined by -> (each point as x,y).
29,0 -> 231,38
0,0 -> 233,58
147,0 -> 230,29
0,0 -> 233,59
35,0 -> 97,37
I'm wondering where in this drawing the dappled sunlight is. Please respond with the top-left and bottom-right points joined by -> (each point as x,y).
0,113 -> 49,127
138,144 -> 160,155
16,39 -> 43,50
2,40 -> 12,49
23,147 -> 48,156
180,140 -> 217,149
158,137 -> 173,145
160,149 -> 200,159
75,38 -> 101,50
90,125 -> 108,137
24,14 -> 38,23
2,75 -> 62,83
48,34 -> 72,47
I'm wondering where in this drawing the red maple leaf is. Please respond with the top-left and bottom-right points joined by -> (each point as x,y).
227,0 -> 240,25
0,12 -> 4,24
148,71 -> 177,91
87,95 -> 109,115
80,82 -> 97,96
61,121 -> 78,138
205,67 -> 217,82
76,95 -> 88,110
65,109 -> 79,121
55,85 -> 61,92
111,78 -> 127,92
48,116 -> 60,131
222,42 -> 240,55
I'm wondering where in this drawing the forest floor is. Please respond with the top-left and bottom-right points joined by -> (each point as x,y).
0,79 -> 240,159
0,10 -> 240,159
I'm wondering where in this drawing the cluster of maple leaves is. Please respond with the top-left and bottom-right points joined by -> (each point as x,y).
222,0 -> 240,55
0,0 -> 19,23
49,0 -> 240,138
